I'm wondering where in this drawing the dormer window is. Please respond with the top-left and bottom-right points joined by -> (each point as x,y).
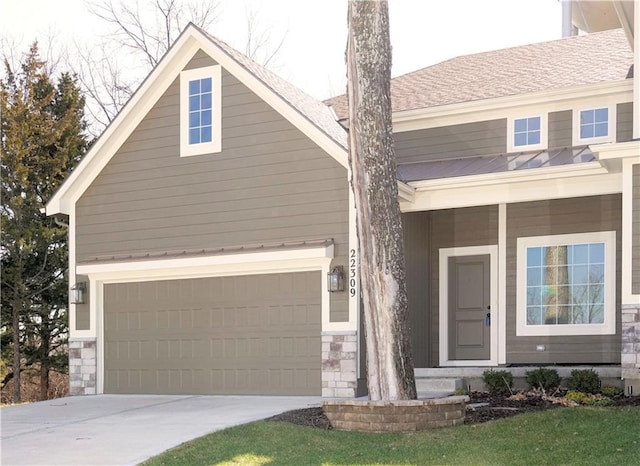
573,106 -> 615,145
507,114 -> 547,152
180,65 -> 222,157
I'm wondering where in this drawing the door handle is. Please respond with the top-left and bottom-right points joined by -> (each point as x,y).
485,312 -> 491,326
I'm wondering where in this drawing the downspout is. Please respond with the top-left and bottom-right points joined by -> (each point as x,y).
561,0 -> 579,37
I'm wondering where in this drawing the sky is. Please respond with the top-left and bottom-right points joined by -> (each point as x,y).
0,0 -> 563,100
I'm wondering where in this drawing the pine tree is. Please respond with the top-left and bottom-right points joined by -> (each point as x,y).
1,43 -> 88,402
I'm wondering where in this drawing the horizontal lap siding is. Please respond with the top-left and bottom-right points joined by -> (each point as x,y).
429,206 -> 498,366
548,110 -> 572,148
506,195 -> 622,364
394,120 -> 506,163
617,102 -> 633,143
633,165 -> 640,294
76,51 -> 349,321
403,212 -> 430,367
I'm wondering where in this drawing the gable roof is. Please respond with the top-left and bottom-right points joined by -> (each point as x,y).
326,28 -> 633,120
47,23 -> 348,216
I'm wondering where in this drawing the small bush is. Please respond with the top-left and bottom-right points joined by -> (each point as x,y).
565,390 -> 612,406
525,368 -> 561,391
565,390 -> 591,405
454,388 -> 468,396
482,369 -> 513,396
601,385 -> 622,397
567,369 -> 601,394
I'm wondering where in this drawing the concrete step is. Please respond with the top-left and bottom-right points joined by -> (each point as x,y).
415,377 -> 464,393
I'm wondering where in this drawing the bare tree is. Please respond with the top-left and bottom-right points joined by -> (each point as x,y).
346,0 -> 417,401
69,0 -> 287,136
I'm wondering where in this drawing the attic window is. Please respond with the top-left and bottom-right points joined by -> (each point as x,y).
507,114 -> 547,152
180,65 -> 222,157
573,106 -> 615,145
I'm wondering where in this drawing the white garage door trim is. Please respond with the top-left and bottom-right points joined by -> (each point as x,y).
77,243 -> 340,394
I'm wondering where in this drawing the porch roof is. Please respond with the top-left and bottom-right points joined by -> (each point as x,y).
396,146 -> 595,183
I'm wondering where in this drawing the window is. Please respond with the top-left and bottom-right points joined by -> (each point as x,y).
573,105 -> 616,145
516,231 -> 616,336
514,117 -> 541,147
180,65 -> 221,157
507,115 -> 547,152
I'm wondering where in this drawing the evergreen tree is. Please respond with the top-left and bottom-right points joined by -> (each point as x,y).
1,43 -> 88,402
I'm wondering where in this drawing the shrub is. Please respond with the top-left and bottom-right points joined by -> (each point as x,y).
565,390 -> 612,406
525,368 -> 561,391
567,369 -> 601,394
565,390 -> 591,405
482,369 -> 513,396
601,385 -> 622,397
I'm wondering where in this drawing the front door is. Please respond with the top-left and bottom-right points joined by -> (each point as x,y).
448,254 -> 490,360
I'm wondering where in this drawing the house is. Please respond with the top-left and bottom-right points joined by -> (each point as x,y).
47,6 -> 639,398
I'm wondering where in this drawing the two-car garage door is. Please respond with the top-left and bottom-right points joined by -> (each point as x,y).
104,272 -> 321,395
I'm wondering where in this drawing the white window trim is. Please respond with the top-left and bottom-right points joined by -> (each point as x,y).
507,114 -> 547,152
180,65 -> 222,157
572,105 -> 617,146
516,231 -> 616,337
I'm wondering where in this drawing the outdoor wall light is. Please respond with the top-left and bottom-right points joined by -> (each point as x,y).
327,266 -> 345,292
70,282 -> 87,305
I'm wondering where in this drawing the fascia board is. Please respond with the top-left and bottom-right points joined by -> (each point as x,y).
393,80 -> 633,133
408,161 -> 608,191
46,31 -> 202,216
593,140 -> 640,160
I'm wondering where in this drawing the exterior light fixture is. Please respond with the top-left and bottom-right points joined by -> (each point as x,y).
327,266 -> 345,292
70,282 -> 86,305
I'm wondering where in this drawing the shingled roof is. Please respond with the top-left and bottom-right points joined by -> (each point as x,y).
325,28 -> 633,120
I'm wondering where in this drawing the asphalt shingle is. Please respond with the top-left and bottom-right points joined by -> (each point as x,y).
326,29 -> 632,120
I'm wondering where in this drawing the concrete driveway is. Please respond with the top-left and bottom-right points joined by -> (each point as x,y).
1,394 -> 322,466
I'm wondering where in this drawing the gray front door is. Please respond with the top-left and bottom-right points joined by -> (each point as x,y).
448,254 -> 490,360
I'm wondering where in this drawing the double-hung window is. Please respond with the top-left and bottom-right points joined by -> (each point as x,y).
180,65 -> 222,156
507,115 -> 547,152
516,231 -> 616,336
573,106 -> 615,145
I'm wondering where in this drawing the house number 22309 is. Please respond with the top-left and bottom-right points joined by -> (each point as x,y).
349,249 -> 357,297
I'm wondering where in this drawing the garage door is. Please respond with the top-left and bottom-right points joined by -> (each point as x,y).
104,272 -> 321,395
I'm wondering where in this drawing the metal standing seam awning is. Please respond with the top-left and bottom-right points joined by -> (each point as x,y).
396,146 -> 596,183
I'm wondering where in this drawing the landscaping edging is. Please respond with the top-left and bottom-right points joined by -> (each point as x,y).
323,396 -> 469,432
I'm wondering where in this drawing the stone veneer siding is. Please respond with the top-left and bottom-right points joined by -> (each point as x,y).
69,339 -> 97,395
622,304 -> 640,395
323,396 -> 469,432
322,331 -> 358,398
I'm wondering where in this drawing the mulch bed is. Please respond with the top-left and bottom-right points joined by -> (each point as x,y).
267,392 -> 640,430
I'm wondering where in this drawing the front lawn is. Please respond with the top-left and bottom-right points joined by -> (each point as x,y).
144,406 -> 639,465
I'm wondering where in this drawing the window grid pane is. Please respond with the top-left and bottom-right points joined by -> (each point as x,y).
525,242 -> 605,325
580,108 -> 608,140
513,117 -> 541,147
188,77 -> 214,145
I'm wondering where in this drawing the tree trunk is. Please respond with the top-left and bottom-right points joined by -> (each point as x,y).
12,288 -> 21,403
346,0 -> 417,401
544,246 -> 569,324
40,363 -> 49,401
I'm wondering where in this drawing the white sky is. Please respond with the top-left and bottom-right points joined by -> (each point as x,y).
1,0 -> 563,100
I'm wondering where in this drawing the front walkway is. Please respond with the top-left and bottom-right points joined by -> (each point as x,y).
1,394 -> 322,466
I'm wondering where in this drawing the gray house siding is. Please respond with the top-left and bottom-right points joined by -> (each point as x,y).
403,212 -> 430,367
617,102 -> 633,143
633,164 -> 640,295
394,103 -> 632,166
506,195 -> 622,364
548,110 -> 572,148
394,120 -> 507,164
75,51 -> 350,322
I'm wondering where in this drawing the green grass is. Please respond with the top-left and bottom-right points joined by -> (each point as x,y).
144,406 -> 639,466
